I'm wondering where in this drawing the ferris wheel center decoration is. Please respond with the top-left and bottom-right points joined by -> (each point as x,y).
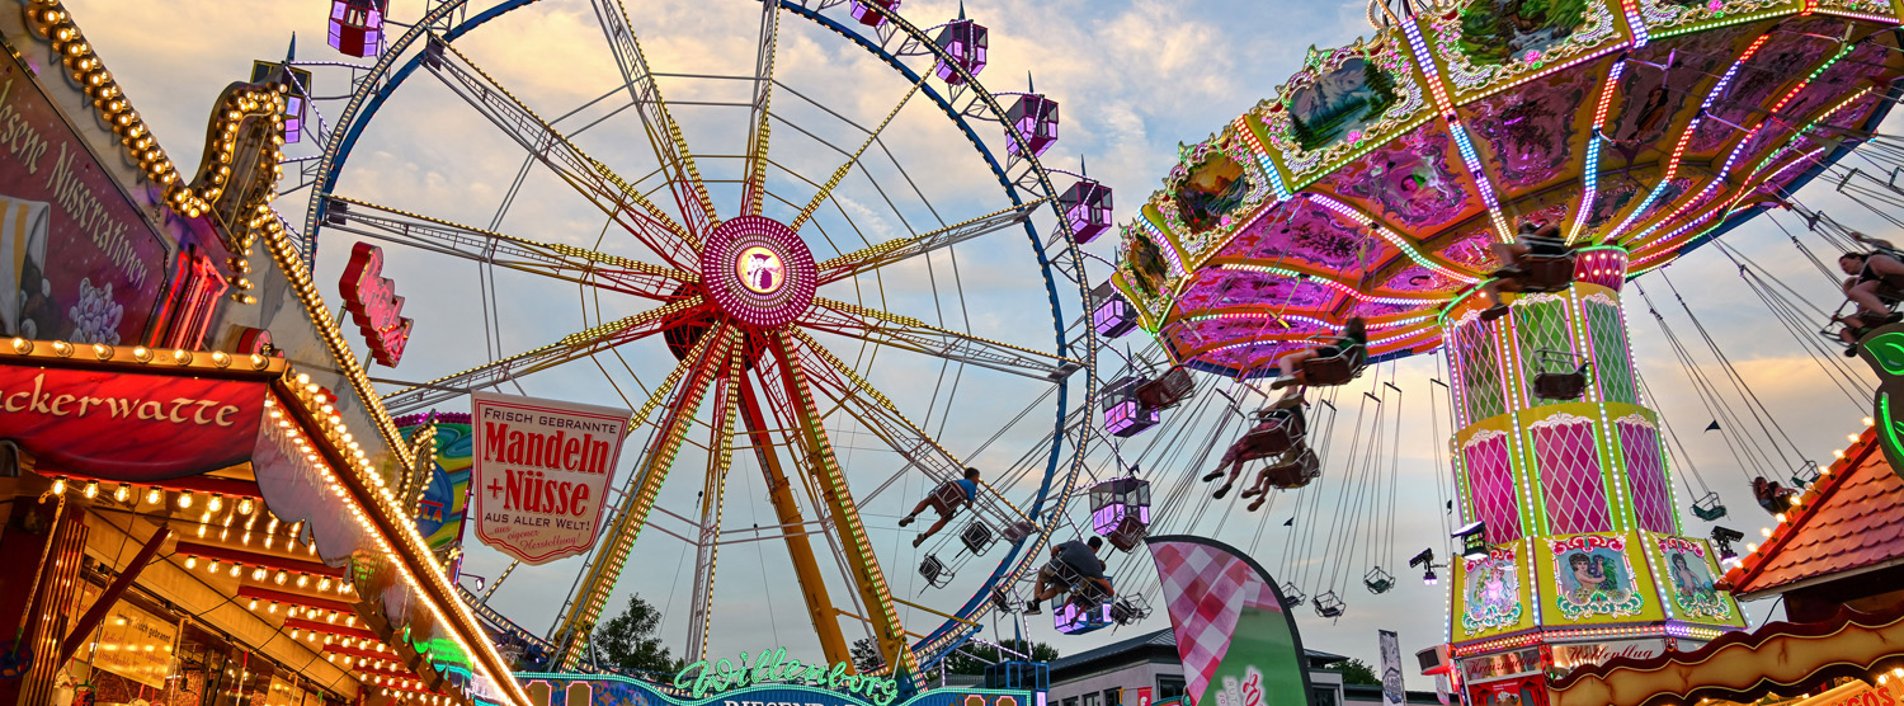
700,215 -> 818,329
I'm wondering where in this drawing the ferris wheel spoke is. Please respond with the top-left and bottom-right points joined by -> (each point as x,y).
742,0 -> 781,217
590,0 -> 723,234
322,194 -> 694,301
421,36 -> 701,270
763,329 -> 917,676
788,329 -> 1035,528
552,325 -> 742,670
814,198 -> 1047,284
804,298 -> 1083,382
685,348 -> 745,662
380,296 -> 708,415
788,74 -> 932,231
734,372 -> 854,666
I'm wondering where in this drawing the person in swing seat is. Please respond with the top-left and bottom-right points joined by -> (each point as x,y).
1025,536 -> 1113,615
1478,221 -> 1572,322
1267,317 -> 1369,393
1202,388 -> 1308,500
899,466 -> 981,548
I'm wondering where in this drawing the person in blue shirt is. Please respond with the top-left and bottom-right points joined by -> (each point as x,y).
899,467 -> 982,548
1025,536 -> 1112,615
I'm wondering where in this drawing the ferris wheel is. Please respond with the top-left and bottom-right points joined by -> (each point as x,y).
274,0 -> 1107,676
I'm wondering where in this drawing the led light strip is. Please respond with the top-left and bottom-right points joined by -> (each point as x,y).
1609,35 -> 1773,241
1307,194 -> 1482,283
1572,59 -> 1628,242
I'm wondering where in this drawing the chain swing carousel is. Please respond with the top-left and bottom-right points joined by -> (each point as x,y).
1094,0 -> 1904,703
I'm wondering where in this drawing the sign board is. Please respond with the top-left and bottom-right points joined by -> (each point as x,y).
339,242 -> 413,367
514,673 -> 1032,706
1137,688 -> 1152,706
1460,649 -> 1542,684
1549,639 -> 1665,673
1379,631 -> 1405,706
399,414 -> 475,554
470,392 -> 630,565
75,584 -> 179,689
0,363 -> 266,480
675,648 -> 900,706
0,50 -> 173,344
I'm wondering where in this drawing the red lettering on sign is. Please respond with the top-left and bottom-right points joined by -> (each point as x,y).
339,242 -> 413,367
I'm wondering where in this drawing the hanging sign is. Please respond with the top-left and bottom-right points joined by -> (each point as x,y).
470,392 -> 630,565
1379,631 -> 1405,706
0,362 -> 266,480
674,648 -> 902,706
338,242 -> 413,368
0,51 -> 173,345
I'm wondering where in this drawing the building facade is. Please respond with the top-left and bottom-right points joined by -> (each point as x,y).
1047,628 -> 1439,706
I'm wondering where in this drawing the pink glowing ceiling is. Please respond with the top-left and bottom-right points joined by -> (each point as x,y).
1110,1 -> 1904,378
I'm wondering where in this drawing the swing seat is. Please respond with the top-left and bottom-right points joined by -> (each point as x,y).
926,480 -> 967,513
1313,591 -> 1346,619
1364,567 -> 1395,595
1263,448 -> 1321,490
1105,514 -> 1148,552
1300,352 -> 1360,386
1238,415 -> 1306,458
1280,582 -> 1307,608
919,554 -> 953,588
960,521 -> 996,555
1001,520 -> 1037,543
1691,492 -> 1727,521
1134,366 -> 1195,409
1109,594 -> 1151,625
1519,254 -> 1576,293
1532,369 -> 1588,400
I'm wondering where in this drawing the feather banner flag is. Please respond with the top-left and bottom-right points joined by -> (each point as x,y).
1146,535 -> 1315,706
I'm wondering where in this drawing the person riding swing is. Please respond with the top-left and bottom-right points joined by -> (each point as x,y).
899,467 -> 981,548
1831,231 -> 1904,353
1203,388 -> 1308,500
1479,221 -> 1573,322
1268,317 -> 1369,393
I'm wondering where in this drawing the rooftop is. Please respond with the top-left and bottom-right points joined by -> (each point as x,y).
1720,425 -> 1904,598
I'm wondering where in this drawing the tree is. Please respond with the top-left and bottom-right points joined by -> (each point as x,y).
851,638 -> 885,673
942,638 -> 1060,675
593,594 -> 681,676
1339,658 -> 1380,686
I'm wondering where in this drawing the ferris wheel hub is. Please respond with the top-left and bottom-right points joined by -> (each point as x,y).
698,215 -> 818,329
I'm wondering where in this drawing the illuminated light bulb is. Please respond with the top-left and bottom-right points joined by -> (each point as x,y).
184,557 -> 196,570
296,575 -> 308,588
1865,416 -> 1877,427
82,481 -> 97,499
1760,527 -> 1773,537
1849,433 -> 1862,443
51,478 -> 66,495
237,498 -> 254,515
229,563 -> 242,577
247,598 -> 258,610
207,495 -> 223,512
177,492 -> 193,509
251,568 -> 266,581
1775,513 -> 1787,524
114,484 -> 129,502
1747,543 -> 1760,553
274,571 -> 287,585
207,560 -> 220,573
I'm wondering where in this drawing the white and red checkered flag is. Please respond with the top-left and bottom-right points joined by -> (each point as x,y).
1147,535 -> 1313,706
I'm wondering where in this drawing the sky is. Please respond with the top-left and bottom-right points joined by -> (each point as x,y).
62,0 -> 1892,679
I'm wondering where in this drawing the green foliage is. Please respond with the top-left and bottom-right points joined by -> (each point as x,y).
593,594 -> 682,677
941,639 -> 1060,675
1340,658 -> 1380,686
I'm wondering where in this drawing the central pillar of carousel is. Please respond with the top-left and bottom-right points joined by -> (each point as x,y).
1440,248 -> 1745,706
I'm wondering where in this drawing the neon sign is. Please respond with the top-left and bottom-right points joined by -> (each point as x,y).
674,648 -> 901,706
338,242 -> 413,367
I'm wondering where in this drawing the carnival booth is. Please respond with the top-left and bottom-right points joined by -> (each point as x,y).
0,1 -> 523,703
